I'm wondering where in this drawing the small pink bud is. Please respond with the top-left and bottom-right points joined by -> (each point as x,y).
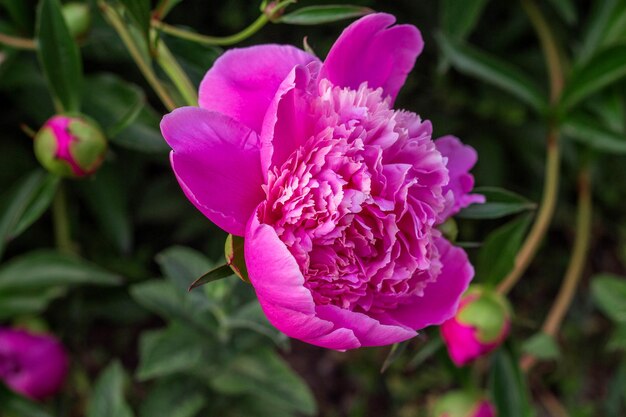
432,390 -> 497,417
34,115 -> 107,178
0,327 -> 69,400
441,286 -> 511,366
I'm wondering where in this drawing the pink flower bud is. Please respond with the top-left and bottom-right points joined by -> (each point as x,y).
34,115 -> 107,178
0,327 -> 69,400
441,286 -> 511,366
432,391 -> 497,417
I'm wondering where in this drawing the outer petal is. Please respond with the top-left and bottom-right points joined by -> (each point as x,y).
440,318 -> 484,366
435,135 -> 485,220
390,238 -> 473,330
319,13 -> 423,102
199,45 -> 319,133
316,305 -> 416,347
161,107 -> 265,236
245,209 -> 360,350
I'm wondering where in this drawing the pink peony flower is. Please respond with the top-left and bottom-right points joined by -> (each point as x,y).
433,390 -> 497,417
0,327 -> 69,400
161,13 -> 483,349
441,286 -> 511,366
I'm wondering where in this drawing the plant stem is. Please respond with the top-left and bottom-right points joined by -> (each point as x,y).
497,0 -> 565,295
151,0 -> 295,46
497,128 -> 560,295
521,0 -> 564,103
52,183 -> 74,255
98,1 -> 176,111
155,40 -> 198,106
152,14 -> 269,46
521,166 -> 592,372
0,32 -> 36,50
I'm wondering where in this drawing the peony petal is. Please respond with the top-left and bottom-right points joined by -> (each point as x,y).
435,135 -> 485,220
390,238 -> 473,330
199,45 -> 319,133
259,63 -> 317,176
245,210 -> 361,350
161,107 -> 265,236
320,13 -> 423,102
316,304 -> 416,347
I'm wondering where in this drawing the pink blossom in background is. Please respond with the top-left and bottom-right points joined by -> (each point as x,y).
441,287 -> 511,366
161,13 -> 483,349
0,328 -> 69,400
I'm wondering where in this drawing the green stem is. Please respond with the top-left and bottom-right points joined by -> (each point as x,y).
98,1 -> 177,111
497,0 -> 565,295
0,32 -> 36,50
497,129 -> 560,295
152,14 -> 269,46
52,183 -> 74,255
521,165 -> 592,371
155,39 -> 198,106
151,0 -> 295,46
521,0 -> 564,103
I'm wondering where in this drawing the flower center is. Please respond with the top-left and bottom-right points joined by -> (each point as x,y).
262,80 -> 448,313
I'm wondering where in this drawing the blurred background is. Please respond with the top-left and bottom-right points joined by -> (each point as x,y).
0,0 -> 625,416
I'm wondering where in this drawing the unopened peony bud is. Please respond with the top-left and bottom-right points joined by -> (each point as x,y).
34,115 -> 107,178
62,2 -> 91,39
441,286 -> 511,366
432,391 -> 497,417
0,327 -> 69,400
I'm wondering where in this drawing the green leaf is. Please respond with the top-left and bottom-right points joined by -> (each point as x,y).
130,280 -> 217,334
381,340 -> 410,373
188,264 -> 233,291
457,187 -> 535,219
547,0 -> 577,25
79,165 -> 133,253
477,214 -> 532,286
0,287 -> 65,319
137,324 -> 207,381
0,250 -> 121,292
563,113 -> 626,154
111,116 -> 170,154
522,332 -> 561,360
0,383 -> 55,417
118,0 -> 150,41
139,378 -> 206,417
154,0 -> 185,19
488,349 -> 533,417
209,348 -> 317,416
591,274 -> 626,323
407,336 -> 444,370
437,33 -> 547,113
578,0 -> 622,63
225,301 -> 288,347
561,45 -> 626,111
82,73 -> 145,138
0,170 -> 60,259
440,0 -> 489,39
36,0 -> 83,112
608,323 -> 626,351
0,0 -> 34,33
87,361 -> 134,417
279,5 -> 372,25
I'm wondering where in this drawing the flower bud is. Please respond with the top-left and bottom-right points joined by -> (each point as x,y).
34,115 -> 107,178
62,2 -> 91,40
0,327 -> 69,400
432,391 -> 497,417
441,286 -> 511,366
